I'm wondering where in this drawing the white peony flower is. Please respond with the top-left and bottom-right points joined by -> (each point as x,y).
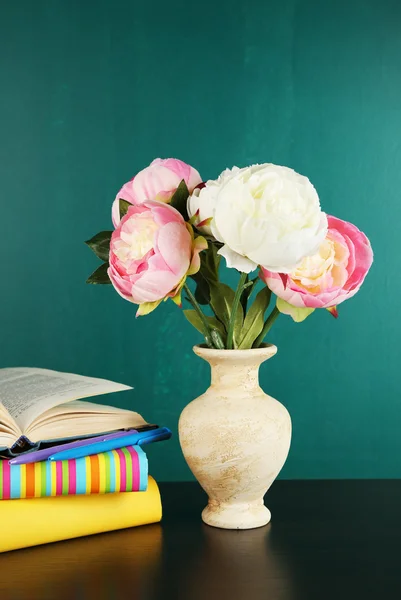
187,163 -> 328,274
187,167 -> 240,237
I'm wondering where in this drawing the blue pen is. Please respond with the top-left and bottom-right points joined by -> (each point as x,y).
48,427 -> 172,461
9,430 -> 138,465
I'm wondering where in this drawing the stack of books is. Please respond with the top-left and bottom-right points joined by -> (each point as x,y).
0,367 -> 171,552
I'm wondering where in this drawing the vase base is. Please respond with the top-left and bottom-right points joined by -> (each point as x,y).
201,501 -> 271,530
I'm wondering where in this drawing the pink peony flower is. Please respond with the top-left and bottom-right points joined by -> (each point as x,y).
112,158 -> 202,227
260,215 -> 373,317
108,201 -> 206,316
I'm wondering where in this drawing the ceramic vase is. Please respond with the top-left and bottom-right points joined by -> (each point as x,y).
178,344 -> 292,530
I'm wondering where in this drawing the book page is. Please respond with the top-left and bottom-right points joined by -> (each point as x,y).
0,400 -> 21,437
0,368 -> 132,434
26,400 -> 149,442
0,386 -> 22,448
0,431 -> 17,451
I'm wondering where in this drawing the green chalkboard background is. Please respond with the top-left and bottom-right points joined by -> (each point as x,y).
1,0 -> 400,480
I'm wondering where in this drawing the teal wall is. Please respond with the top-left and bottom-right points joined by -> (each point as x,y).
1,0 -> 400,480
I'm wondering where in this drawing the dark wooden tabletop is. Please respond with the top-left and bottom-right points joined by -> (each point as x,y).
0,481 -> 400,600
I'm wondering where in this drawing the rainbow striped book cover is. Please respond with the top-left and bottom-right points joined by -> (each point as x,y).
0,445 -> 148,500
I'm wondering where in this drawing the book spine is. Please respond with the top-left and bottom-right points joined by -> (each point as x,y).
0,445 -> 148,499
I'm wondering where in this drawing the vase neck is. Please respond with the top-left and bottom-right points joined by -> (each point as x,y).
193,345 -> 277,394
210,361 -> 261,391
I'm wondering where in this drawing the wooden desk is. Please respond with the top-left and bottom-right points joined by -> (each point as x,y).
0,481 -> 400,599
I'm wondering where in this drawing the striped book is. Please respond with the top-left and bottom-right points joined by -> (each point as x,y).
0,445 -> 148,499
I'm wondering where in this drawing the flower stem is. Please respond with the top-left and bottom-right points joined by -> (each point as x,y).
253,306 -> 280,348
226,272 -> 248,350
184,283 -> 214,348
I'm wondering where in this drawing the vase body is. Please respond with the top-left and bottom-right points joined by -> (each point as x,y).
178,344 -> 292,530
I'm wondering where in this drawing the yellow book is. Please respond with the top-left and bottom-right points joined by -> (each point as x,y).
0,476 -> 161,553
0,523 -> 162,597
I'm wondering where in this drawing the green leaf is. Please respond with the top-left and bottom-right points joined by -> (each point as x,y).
241,276 -> 259,313
276,297 -> 315,322
136,300 -> 162,316
239,287 -> 272,349
170,180 -> 190,219
240,274 -> 250,312
204,242 -> 221,281
183,310 -> 226,343
86,263 -> 111,284
209,282 -> 243,348
191,271 -> 210,305
119,198 -> 131,220
190,242 -> 221,305
85,231 -> 112,262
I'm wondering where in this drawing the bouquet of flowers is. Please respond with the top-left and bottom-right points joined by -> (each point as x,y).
85,158 -> 373,349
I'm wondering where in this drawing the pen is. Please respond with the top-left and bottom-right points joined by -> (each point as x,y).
47,427 -> 172,461
9,430 -> 138,465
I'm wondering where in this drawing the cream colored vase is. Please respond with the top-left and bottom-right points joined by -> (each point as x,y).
178,344 -> 292,530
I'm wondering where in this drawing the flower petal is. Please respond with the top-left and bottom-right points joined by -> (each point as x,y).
111,179 -> 137,227
156,222 -> 192,277
131,270 -> 180,303
218,245 -> 258,273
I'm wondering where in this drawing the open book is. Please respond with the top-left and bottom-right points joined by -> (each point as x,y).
0,368 -> 150,456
